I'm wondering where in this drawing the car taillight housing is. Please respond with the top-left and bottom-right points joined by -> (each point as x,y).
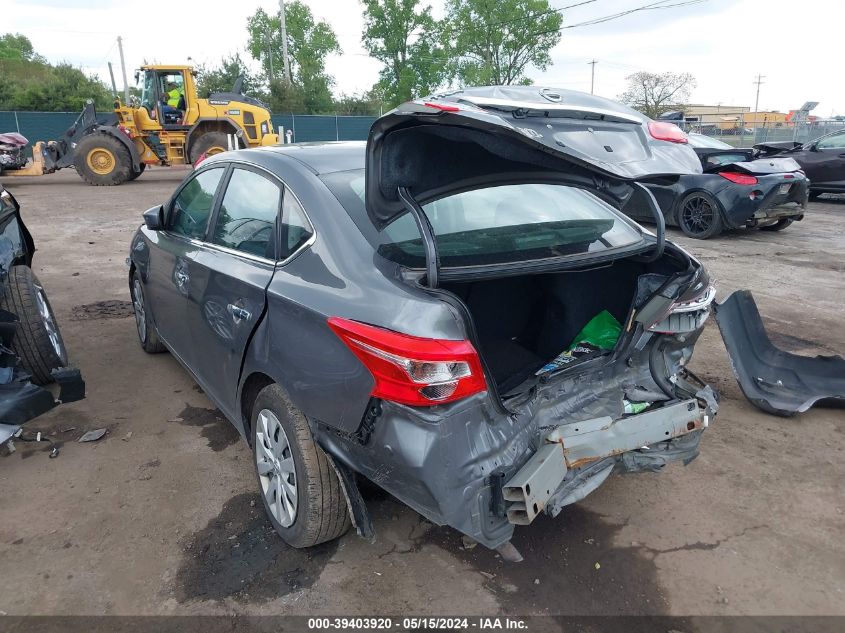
327,317 -> 487,406
647,120 -> 688,144
719,172 -> 758,185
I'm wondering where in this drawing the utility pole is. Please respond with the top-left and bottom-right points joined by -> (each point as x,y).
117,36 -> 129,103
753,73 -> 765,114
266,26 -> 274,81
279,0 -> 292,84
588,59 -> 597,94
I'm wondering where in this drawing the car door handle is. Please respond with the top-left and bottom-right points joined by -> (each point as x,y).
227,304 -> 251,323
838,153 -> 845,158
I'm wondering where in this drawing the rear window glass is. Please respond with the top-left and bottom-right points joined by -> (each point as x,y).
322,171 -> 643,268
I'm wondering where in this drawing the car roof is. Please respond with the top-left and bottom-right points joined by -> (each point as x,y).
256,141 -> 365,174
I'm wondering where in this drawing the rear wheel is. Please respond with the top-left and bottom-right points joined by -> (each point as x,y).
677,192 -> 724,239
189,131 -> 229,164
252,383 -> 351,548
127,162 -> 146,181
74,133 -> 132,186
759,218 -> 793,232
0,266 -> 68,385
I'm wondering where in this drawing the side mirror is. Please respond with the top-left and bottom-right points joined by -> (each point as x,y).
143,205 -> 165,230
808,142 -> 819,152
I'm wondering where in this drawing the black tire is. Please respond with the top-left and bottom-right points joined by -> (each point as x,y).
251,383 -> 351,548
0,266 -> 68,385
189,131 -> 229,164
130,270 -> 166,353
677,191 -> 724,239
808,191 -> 822,201
760,218 -> 794,232
127,162 -> 146,181
74,133 -> 132,186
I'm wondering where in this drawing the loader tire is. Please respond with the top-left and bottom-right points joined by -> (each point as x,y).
127,162 -> 146,181
74,133 -> 132,186
0,266 -> 68,385
189,132 -> 229,164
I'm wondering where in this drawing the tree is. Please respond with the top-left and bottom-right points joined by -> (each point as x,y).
618,71 -> 696,119
0,33 -> 43,62
0,34 -> 112,112
442,0 -> 562,86
361,0 -> 448,108
195,53 -> 263,99
246,2 -> 341,113
334,90 -> 384,116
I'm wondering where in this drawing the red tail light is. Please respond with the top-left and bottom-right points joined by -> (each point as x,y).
327,317 -> 487,406
647,120 -> 688,144
423,101 -> 460,112
719,172 -> 758,185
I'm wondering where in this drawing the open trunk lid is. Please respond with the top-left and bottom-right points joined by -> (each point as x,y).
365,85 -> 701,228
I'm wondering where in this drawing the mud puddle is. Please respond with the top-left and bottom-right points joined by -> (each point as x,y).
174,493 -> 338,603
171,404 -> 240,452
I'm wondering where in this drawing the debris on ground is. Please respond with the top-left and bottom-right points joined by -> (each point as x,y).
78,428 -> 107,443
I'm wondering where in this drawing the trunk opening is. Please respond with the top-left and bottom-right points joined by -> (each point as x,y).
441,256 -> 686,395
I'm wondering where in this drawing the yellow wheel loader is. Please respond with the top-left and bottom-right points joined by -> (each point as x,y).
5,65 -> 280,186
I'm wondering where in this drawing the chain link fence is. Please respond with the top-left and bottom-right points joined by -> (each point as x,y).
672,117 -> 845,147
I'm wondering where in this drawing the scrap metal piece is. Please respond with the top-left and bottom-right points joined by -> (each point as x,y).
714,290 -> 845,416
78,428 -> 107,443
495,541 -> 524,563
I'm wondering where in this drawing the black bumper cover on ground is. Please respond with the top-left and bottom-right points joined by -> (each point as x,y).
714,290 -> 845,416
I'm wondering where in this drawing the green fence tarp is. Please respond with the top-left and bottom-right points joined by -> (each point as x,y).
0,111 -> 377,152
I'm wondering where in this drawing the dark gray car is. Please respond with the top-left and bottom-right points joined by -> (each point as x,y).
127,87 -> 838,556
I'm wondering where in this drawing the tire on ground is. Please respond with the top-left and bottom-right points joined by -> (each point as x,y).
252,383 -> 351,548
759,218 -> 793,232
676,191 -> 724,239
189,131 -> 230,164
74,132 -> 132,186
127,162 -> 146,181
0,266 -> 68,385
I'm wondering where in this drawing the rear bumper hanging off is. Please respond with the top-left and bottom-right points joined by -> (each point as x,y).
714,290 -> 845,416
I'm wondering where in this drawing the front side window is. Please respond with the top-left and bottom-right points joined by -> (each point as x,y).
169,167 -> 224,240
324,171 -> 643,268
211,168 -> 280,259
816,132 -> 845,149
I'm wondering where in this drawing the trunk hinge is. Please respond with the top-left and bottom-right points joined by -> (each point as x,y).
397,186 -> 440,288
634,182 -> 665,262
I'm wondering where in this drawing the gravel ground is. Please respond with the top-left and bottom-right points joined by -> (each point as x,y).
0,168 -> 842,617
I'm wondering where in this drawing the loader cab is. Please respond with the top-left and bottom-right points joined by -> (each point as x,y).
138,68 -> 191,129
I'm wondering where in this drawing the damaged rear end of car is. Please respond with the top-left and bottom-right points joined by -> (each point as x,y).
318,94 -> 721,552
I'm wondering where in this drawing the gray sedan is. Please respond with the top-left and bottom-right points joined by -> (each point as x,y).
128,88 -> 821,558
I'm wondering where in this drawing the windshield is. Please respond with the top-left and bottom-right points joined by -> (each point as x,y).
323,171 -> 644,268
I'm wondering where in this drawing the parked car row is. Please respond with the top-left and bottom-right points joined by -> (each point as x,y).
126,85 -> 843,559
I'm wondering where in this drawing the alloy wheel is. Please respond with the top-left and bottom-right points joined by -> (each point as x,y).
255,409 -> 298,527
33,283 -> 66,362
681,195 -> 715,236
132,279 -> 146,343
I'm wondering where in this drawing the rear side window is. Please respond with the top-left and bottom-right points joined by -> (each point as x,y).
323,171 -> 643,268
211,168 -> 280,259
279,191 -> 314,260
170,167 -> 224,240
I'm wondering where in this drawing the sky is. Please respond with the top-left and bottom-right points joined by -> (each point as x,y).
3,0 -> 843,116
